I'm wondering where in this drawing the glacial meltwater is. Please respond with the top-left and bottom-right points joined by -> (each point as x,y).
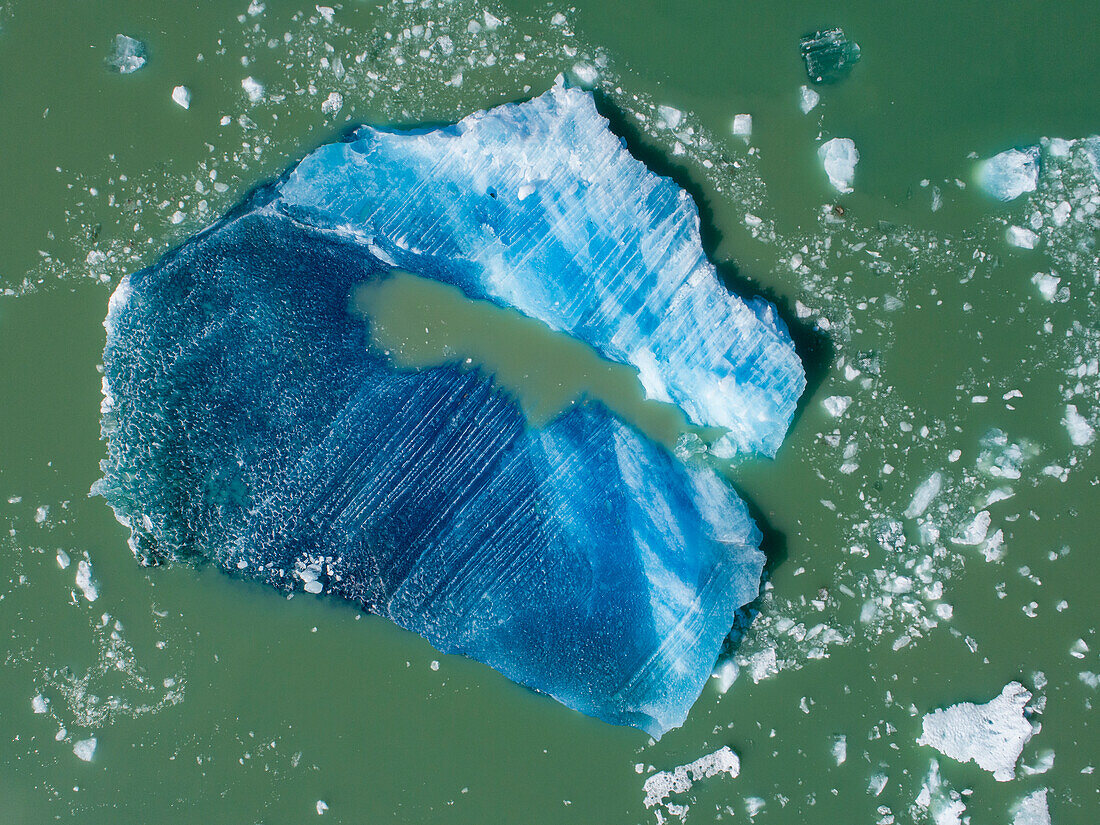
1,2 -> 1097,824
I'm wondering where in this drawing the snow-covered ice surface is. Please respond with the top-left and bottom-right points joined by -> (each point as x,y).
917,682 -> 1037,781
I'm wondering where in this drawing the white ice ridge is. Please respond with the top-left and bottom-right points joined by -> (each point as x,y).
917,681 -> 1038,781
279,79 -> 805,457
643,746 -> 740,811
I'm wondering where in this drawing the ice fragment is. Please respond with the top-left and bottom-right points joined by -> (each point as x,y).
105,34 -> 147,74
172,86 -> 191,109
73,738 -> 97,762
978,147 -> 1040,202
1011,789 -> 1051,825
800,28 -> 861,84
799,85 -> 820,114
917,682 -> 1037,781
643,746 -> 740,809
818,138 -> 859,193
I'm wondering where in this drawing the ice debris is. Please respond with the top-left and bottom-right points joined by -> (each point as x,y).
32,694 -> 48,714
904,472 -> 942,519
917,682 -> 1037,781
1007,225 -> 1039,249
818,138 -> 859,193
75,558 -> 99,602
105,34 -> 147,74
643,746 -> 740,815
1012,789 -> 1052,825
800,28 -> 861,84
1063,404 -> 1095,446
914,760 -> 966,825
93,83 -> 799,737
978,147 -> 1040,202
731,113 -> 752,141
280,79 -> 805,457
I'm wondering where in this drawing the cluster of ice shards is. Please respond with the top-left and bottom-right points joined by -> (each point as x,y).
800,28 -> 861,84
95,84 -> 806,736
279,81 -> 805,458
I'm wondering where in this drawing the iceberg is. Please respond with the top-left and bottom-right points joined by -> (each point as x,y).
800,28 -> 861,84
279,81 -> 804,458
94,83 -> 803,736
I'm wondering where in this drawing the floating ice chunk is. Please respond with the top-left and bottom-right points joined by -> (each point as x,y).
1022,749 -> 1055,775
904,472 -> 942,519
73,738 -> 97,762
172,85 -> 191,109
799,85 -> 820,114
1007,225 -> 1039,249
951,510 -> 991,546
242,76 -> 264,103
731,114 -> 752,141
32,694 -> 48,713
320,91 -> 343,115
105,34 -> 147,74
75,559 -> 99,602
978,147 -> 1040,202
822,395 -> 852,417
914,760 -> 966,825
570,62 -> 597,86
1032,272 -> 1061,301
800,28 -> 861,84
868,773 -> 888,796
917,682 -> 1037,781
743,647 -> 778,683
831,734 -> 847,765
657,105 -> 683,130
280,80 -> 804,457
713,659 -> 738,694
34,504 -> 49,523
1011,789 -> 1051,825
643,746 -> 740,810
1007,226 -> 1038,248
94,89 -> 781,735
56,549 -> 71,569
316,800 -> 329,815
1063,404 -> 1095,446
818,138 -> 859,193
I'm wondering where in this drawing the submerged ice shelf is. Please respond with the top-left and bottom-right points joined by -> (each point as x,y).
95,83 -> 804,736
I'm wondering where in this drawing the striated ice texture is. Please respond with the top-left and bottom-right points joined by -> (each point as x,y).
800,28 -> 861,84
94,184 -> 776,735
279,81 -> 804,458
105,34 -> 146,74
978,147 -> 1040,201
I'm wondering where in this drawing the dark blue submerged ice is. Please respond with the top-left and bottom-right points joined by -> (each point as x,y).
95,81 -> 804,736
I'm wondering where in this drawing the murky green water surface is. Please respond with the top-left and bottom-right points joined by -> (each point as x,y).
1,1 -> 1097,823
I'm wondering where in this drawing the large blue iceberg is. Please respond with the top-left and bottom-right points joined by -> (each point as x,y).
94,81 -> 803,736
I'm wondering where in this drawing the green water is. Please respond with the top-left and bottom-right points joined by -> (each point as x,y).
1,1 -> 1097,823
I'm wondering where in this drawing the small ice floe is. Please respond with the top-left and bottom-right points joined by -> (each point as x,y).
56,549 -> 71,569
172,85 -> 192,109
731,114 -> 752,141
1006,225 -> 1039,249
1032,272 -> 1061,301
951,510 -> 991,546
75,559 -> 99,602
978,147 -> 1040,201
32,694 -> 49,714
799,85 -> 820,114
105,34 -> 147,74
819,138 -> 859,193
316,800 -> 329,815
657,105 -> 683,130
914,760 -> 966,825
242,76 -> 264,103
1063,404 -> 1095,446
712,658 -> 738,694
830,734 -> 847,765
643,746 -> 740,813
822,394 -> 852,417
73,737 -> 97,762
1011,788 -> 1051,825
917,681 -> 1037,781
34,505 -> 49,523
